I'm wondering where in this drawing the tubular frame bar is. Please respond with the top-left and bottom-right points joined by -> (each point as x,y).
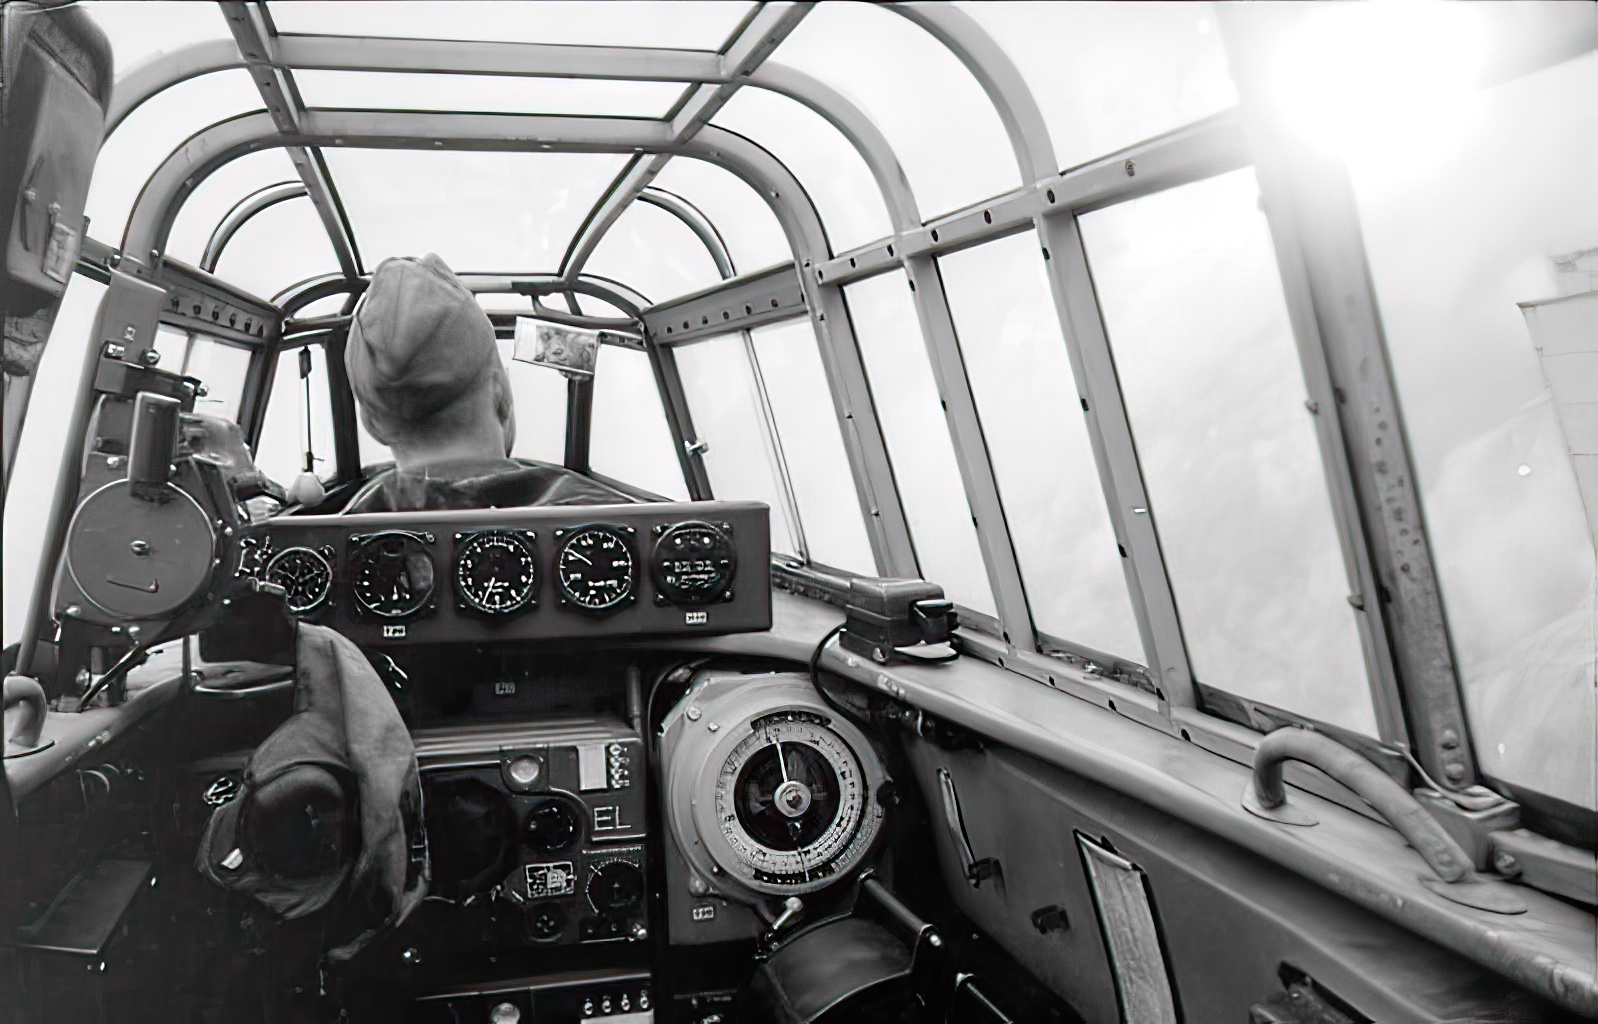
1217,9 -> 1469,776
889,2 -> 1195,703
118,111 -> 915,578
201,180 -> 307,272
219,2 -> 362,280
560,2 -> 812,284
638,188 -> 735,280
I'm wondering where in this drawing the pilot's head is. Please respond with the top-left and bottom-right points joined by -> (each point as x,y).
346,253 -> 516,470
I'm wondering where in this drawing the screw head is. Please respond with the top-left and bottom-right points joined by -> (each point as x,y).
1440,728 -> 1460,750
1443,761 -> 1468,782
1492,849 -> 1521,877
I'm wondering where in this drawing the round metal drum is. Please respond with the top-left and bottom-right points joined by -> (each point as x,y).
65,479 -> 216,619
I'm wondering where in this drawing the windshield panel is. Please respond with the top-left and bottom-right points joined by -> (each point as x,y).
649,161 -> 792,275
585,200 -> 724,305
591,347 -> 690,500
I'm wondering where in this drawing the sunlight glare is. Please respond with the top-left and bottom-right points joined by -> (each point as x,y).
1269,1 -> 1487,172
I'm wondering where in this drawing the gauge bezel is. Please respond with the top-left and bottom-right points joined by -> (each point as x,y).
263,545 -> 334,614
650,520 -> 737,607
553,524 -> 637,616
453,529 -> 539,616
349,530 -> 437,620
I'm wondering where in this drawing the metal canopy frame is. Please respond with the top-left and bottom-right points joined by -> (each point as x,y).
65,0 -> 1486,794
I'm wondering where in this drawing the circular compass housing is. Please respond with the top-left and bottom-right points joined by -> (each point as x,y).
263,546 -> 333,614
554,525 -> 635,614
663,672 -> 889,899
350,532 -> 435,619
455,530 -> 537,615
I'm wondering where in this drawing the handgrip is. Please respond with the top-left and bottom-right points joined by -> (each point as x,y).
128,391 -> 181,500
1249,728 -> 1471,883
4,674 -> 47,750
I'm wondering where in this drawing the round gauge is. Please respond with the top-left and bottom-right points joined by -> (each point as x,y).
554,525 -> 635,613
666,676 -> 890,899
651,521 -> 736,606
264,546 -> 333,614
351,532 -> 435,619
455,531 -> 538,615
712,710 -> 880,891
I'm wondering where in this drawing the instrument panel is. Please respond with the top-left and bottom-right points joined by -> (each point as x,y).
240,500 -> 770,646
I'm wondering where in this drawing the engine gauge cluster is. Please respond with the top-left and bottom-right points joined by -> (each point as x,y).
243,501 -> 771,644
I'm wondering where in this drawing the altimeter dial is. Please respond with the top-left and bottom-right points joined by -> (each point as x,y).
264,546 -> 333,614
455,531 -> 537,615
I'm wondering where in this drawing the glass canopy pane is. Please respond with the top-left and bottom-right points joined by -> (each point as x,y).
713,88 -> 893,253
499,338 -> 569,465
591,347 -> 690,501
322,149 -> 630,271
675,334 -> 801,556
1081,168 -> 1375,734
212,198 -> 341,303
82,1 -> 232,70
267,2 -> 753,49
165,149 -> 304,267
1350,51 -> 1598,807
256,345 -> 336,487
295,71 -> 685,118
87,71 -> 266,244
846,272 -> 996,617
772,1 -> 1017,220
650,160 -> 792,275
750,319 -> 876,574
939,233 -> 1145,663
585,200 -> 724,305
957,1 -> 1238,172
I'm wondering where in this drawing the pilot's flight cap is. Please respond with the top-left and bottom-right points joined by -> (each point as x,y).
346,252 -> 499,423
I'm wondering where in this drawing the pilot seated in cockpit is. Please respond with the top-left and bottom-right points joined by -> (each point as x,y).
340,253 -> 629,513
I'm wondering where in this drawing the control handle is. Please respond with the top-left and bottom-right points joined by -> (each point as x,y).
1248,728 -> 1471,883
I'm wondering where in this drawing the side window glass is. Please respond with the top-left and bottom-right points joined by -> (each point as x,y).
500,336 -> 569,465
1081,168 -> 1376,733
1351,48 -> 1598,807
846,272 -> 997,619
184,335 -> 254,422
939,232 -> 1146,663
675,333 -> 801,557
749,320 -> 876,574
591,345 -> 689,500
255,345 -> 335,488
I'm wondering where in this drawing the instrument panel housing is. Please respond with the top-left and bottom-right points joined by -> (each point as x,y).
240,500 -> 771,646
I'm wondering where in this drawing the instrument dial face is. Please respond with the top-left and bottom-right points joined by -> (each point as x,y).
351,533 -> 435,619
555,526 -> 635,613
713,710 -> 878,889
264,546 -> 333,614
455,531 -> 537,615
651,521 -> 736,606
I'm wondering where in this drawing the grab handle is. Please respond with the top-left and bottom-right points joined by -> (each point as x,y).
1249,728 -> 1470,883
4,675 -> 47,750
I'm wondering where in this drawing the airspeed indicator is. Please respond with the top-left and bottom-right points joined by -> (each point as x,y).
555,525 -> 635,614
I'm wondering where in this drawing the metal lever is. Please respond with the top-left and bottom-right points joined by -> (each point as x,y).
936,767 -> 1001,887
1245,728 -> 1470,883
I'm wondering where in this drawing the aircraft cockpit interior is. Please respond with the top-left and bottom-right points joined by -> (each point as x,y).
2,3 -> 1595,1023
